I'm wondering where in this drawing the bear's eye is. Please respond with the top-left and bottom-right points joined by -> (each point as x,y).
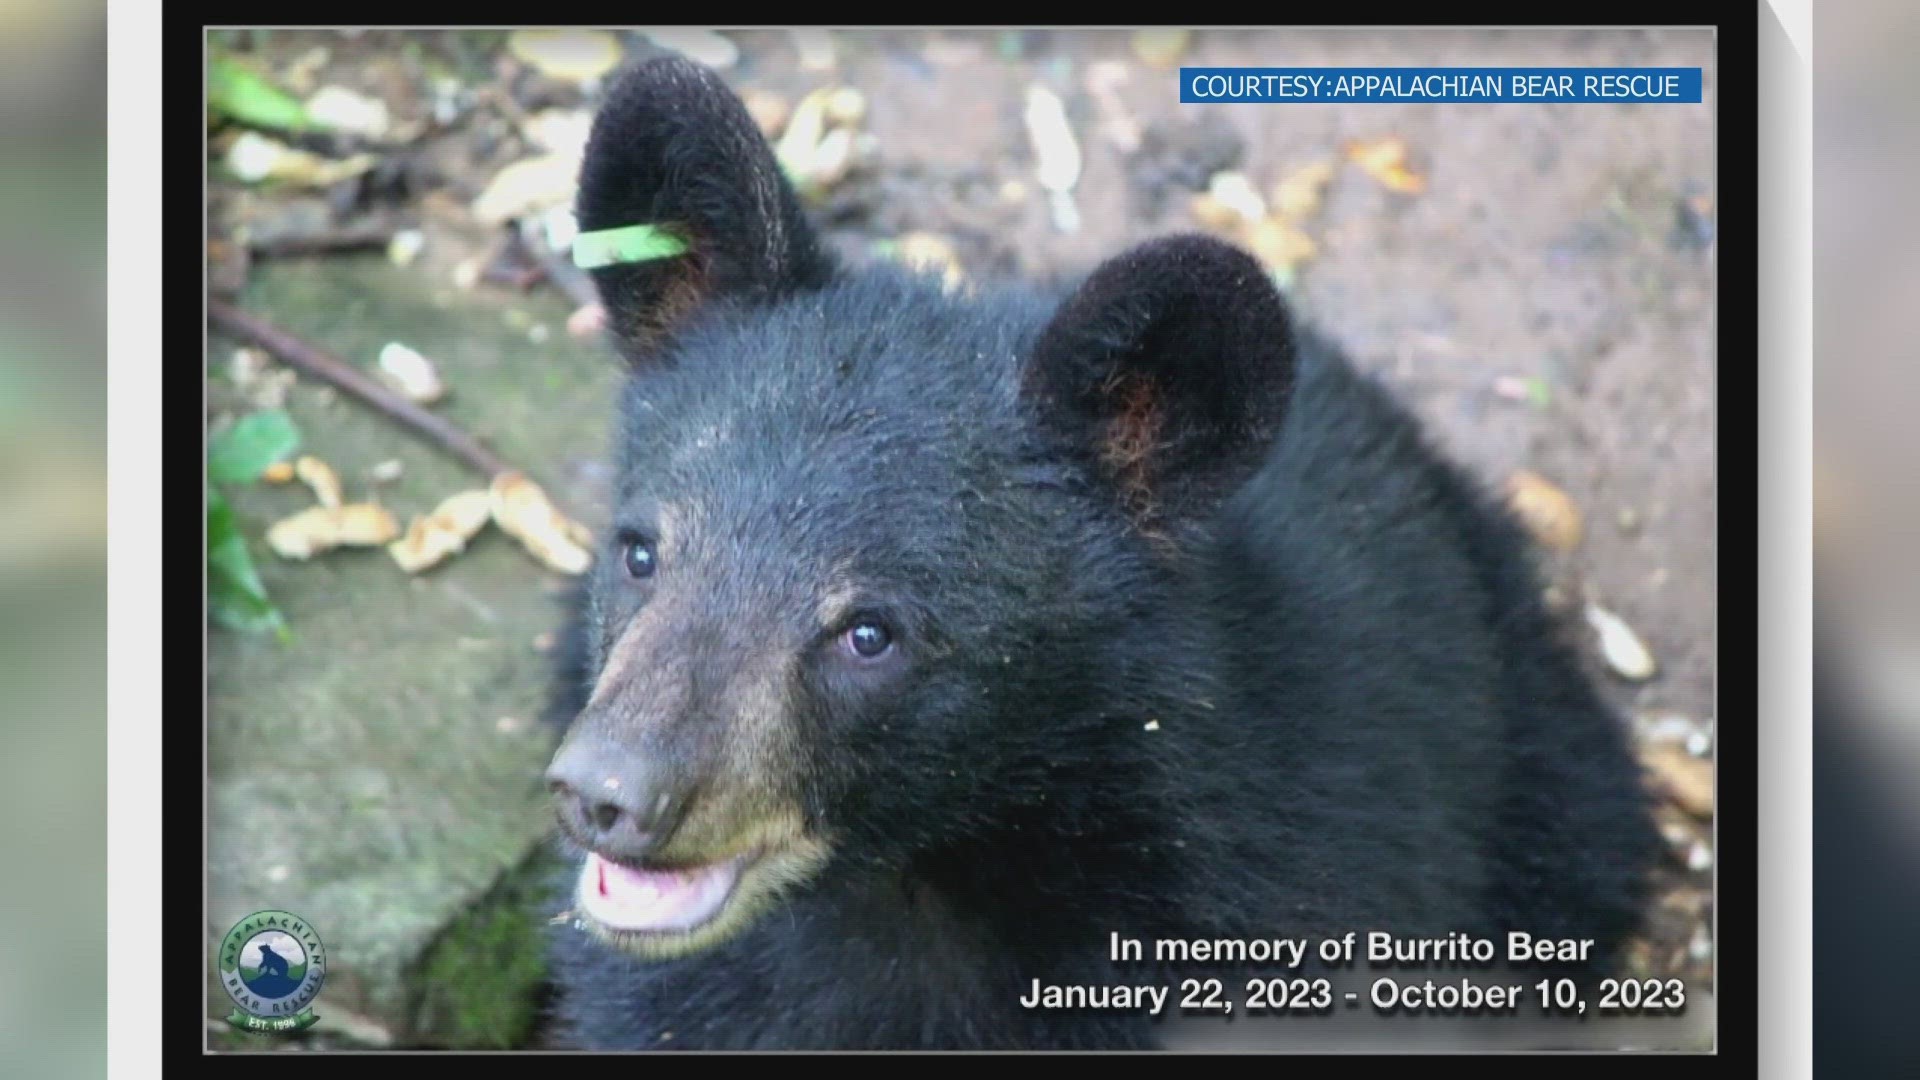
843,619 -> 893,659
621,536 -> 657,580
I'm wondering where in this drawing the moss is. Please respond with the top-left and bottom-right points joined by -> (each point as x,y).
409,852 -> 563,1049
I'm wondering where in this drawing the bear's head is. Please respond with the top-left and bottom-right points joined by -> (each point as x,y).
546,57 -> 1298,958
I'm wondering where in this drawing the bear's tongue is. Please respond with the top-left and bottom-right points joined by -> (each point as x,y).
578,851 -> 740,932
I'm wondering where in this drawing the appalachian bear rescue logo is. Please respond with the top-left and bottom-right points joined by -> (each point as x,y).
217,910 -> 327,1034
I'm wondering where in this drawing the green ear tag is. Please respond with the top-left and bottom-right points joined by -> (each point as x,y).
571,224 -> 690,270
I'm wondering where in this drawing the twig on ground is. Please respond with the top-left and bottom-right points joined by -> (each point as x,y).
207,297 -> 515,480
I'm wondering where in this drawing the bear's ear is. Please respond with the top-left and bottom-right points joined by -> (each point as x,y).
575,57 -> 836,361
1022,234 -> 1296,525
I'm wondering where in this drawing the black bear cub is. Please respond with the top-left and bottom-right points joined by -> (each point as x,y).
540,57 -> 1660,1051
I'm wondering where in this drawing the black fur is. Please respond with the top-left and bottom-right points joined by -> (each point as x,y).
538,57 -> 1659,1050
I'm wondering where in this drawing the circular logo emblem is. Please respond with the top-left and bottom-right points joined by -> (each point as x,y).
217,910 -> 326,1034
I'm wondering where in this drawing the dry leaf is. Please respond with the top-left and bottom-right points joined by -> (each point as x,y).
891,232 -> 966,293
1640,744 -> 1713,819
1505,469 -> 1584,553
304,85 -> 390,140
388,489 -> 493,574
742,89 -> 791,138
1205,171 -> 1267,223
490,471 -> 592,575
1244,218 -> 1317,274
268,503 -> 399,560
472,154 -> 579,227
225,132 -> 376,188
377,342 -> 446,405
1345,135 -> 1427,195
507,29 -> 623,84
1585,600 -> 1658,681
1024,85 -> 1081,195
295,455 -> 342,509
1189,192 -> 1246,234
1270,159 -> 1337,220
1131,29 -> 1191,69
641,29 -> 738,71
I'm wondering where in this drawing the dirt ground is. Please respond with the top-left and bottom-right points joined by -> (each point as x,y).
206,27 -> 1717,1047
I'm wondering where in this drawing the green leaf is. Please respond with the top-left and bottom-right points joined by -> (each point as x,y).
207,483 -> 289,640
207,408 -> 300,485
1525,376 -> 1553,409
571,224 -> 689,270
208,58 -> 315,133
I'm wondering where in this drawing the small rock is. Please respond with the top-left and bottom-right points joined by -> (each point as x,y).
1585,600 -> 1658,681
262,461 -> 296,485
1688,925 -> 1712,961
496,716 -> 526,735
1144,719 -> 1161,731
529,324 -> 551,345
1616,506 -> 1642,535
369,459 -> 404,484
266,865 -> 291,884
1686,841 -> 1713,872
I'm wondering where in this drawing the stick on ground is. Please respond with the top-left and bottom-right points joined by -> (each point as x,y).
208,297 -> 515,480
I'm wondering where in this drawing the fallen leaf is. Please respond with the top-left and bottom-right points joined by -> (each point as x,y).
642,29 -> 738,70
1585,600 -> 1658,682
790,28 -> 836,71
490,472 -> 592,575
207,58 -> 314,132
1131,29 -> 1191,69
1024,85 -> 1081,195
883,232 -> 966,293
225,132 -> 376,187
1641,744 -> 1713,819
304,85 -> 390,140
1244,217 -> 1317,275
295,455 -> 343,509
1505,469 -> 1584,553
1345,135 -> 1427,195
268,503 -> 399,560
1205,170 -> 1267,223
1270,158 -> 1338,220
472,154 -> 579,227
387,229 -> 425,267
388,489 -> 493,574
742,89 -> 791,138
376,342 -> 446,405
507,29 -> 623,84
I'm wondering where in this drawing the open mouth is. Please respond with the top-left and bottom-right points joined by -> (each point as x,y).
574,849 -> 754,936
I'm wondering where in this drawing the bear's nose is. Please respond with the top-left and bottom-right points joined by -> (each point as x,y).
545,737 -> 693,861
